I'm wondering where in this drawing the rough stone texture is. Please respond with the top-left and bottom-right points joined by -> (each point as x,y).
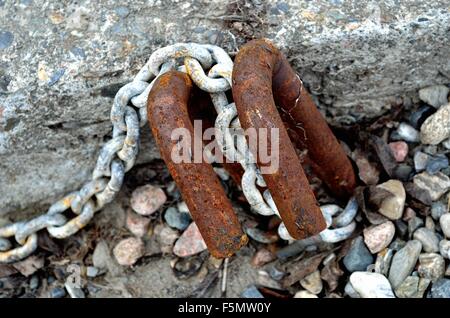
420,103 -> 450,144
1,0 -> 450,215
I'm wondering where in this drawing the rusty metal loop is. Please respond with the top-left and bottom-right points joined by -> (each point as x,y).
147,71 -> 248,258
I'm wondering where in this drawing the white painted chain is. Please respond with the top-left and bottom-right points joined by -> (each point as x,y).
0,43 -> 357,263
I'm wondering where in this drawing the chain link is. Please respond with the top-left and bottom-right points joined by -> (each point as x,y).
0,42 -> 357,263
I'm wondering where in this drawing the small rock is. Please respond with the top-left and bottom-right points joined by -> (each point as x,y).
173,222 -> 207,257
126,210 -> 150,237
363,221 -> 395,254
389,142 -> 408,162
426,154 -> 449,175
376,180 -> 405,220
413,228 -> 439,252
241,285 -> 264,298
300,270 -> 323,295
395,276 -> 430,298
403,207 -> 416,221
115,6 -> 130,18
394,122 -> 420,143
395,220 -> 408,238
414,151 -> 429,172
344,281 -> 361,298
430,278 -> 450,298
12,255 -> 44,277
408,216 -> 424,237
418,253 -> 445,282
439,240 -> 450,259
164,207 -> 191,231
431,202 -> 447,220
419,85 -> 449,108
343,236 -> 374,272
65,282 -> 85,298
440,214 -> 450,238
269,267 -> 286,281
374,248 -> 394,276
177,201 -> 190,214
86,266 -> 99,278
93,241 -> 111,270
29,275 -> 39,290
251,248 -> 276,267
245,227 -> 279,244
420,102 -> 450,145
50,287 -> 66,298
388,240 -> 422,289
425,216 -> 435,231
113,237 -> 144,266
409,105 -> 436,129
130,185 -> 167,216
155,224 -> 180,253
352,149 -> 380,185
349,272 -> 395,298
413,172 -> 450,201
293,290 -> 318,298
393,164 -> 413,181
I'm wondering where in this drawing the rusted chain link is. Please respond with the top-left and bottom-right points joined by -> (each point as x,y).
0,40 -> 357,263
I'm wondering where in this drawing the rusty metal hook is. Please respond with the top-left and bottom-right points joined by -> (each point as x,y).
147,71 -> 248,258
232,39 -> 356,240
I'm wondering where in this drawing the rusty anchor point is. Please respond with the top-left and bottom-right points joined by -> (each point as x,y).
232,39 -> 356,240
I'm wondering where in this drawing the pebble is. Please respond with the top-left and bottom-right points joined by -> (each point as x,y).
92,241 -> 111,270
439,240 -> 450,259
0,30 -> 14,50
177,201 -> 190,215
393,164 -> 413,181
413,172 -> 450,201
155,224 -> 180,253
343,236 -> 374,272
395,220 -> 408,238
420,102 -> 450,145
419,85 -> 449,108
394,122 -> 420,143
408,216 -> 424,237
413,228 -> 439,252
300,270 -> 323,295
130,185 -> 167,216
245,227 -> 279,244
431,202 -> 447,220
293,290 -> 318,298
126,210 -> 150,237
50,287 -> 66,298
344,281 -> 361,298
251,248 -> 276,267
418,253 -> 445,282
241,285 -> 264,298
349,272 -> 395,298
430,278 -> 450,298
388,240 -> 422,289
29,275 -> 39,290
409,105 -> 436,129
353,149 -> 380,185
403,207 -> 416,221
414,151 -> 429,171
426,154 -> 449,175
65,282 -> 86,298
269,267 -> 286,281
374,248 -> 394,276
389,142 -> 408,162
115,6 -> 130,18
394,276 -> 430,298
86,266 -> 99,278
113,237 -> 145,266
173,222 -> 207,257
376,180 -> 405,220
363,221 -> 395,254
425,216 -> 435,231
440,214 -> 450,238
164,207 -> 191,231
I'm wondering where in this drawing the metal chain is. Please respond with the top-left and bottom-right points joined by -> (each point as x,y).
0,43 -> 356,263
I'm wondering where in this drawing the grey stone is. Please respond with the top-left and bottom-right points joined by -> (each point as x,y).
440,214 -> 450,238
439,239 -> 450,259
414,151 -> 430,172
349,271 -> 395,298
393,123 -> 420,143
408,217 -> 424,238
425,216 -> 435,231
430,278 -> 450,298
394,276 -> 430,298
164,207 -> 191,231
29,275 -> 39,290
343,236 -> 374,272
344,281 -> 361,298
388,240 -> 422,289
431,202 -> 447,221
413,172 -> 450,201
374,248 -> 393,276
413,228 -> 439,253
50,287 -> 66,298
419,85 -> 450,108
426,154 -> 449,175
418,253 -> 445,282
86,266 -> 100,278
1,0 -> 450,217
420,103 -> 450,145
